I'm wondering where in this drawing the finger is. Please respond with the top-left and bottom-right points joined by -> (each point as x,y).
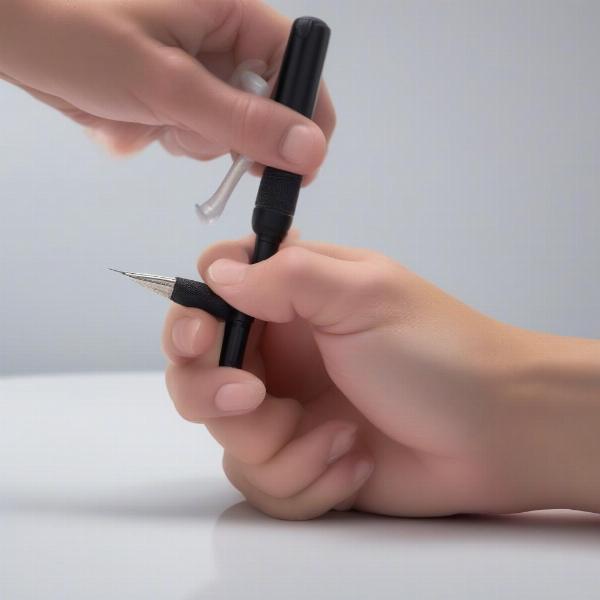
247,80 -> 335,185
280,239 -> 374,262
86,121 -> 161,155
167,354 -> 304,465
136,0 -> 290,64
224,449 -> 375,520
161,303 -> 220,365
227,420 -> 358,499
195,232 -> 366,278
165,361 -> 265,421
197,0 -> 334,144
159,127 -> 228,161
138,44 -> 327,174
205,392 -> 303,465
197,235 -> 255,276
203,246 -> 399,333
163,306 -> 306,463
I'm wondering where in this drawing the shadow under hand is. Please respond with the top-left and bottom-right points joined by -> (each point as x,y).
193,503 -> 600,600
0,478 -> 240,522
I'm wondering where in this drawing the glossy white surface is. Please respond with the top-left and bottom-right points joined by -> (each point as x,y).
2,372 -> 600,599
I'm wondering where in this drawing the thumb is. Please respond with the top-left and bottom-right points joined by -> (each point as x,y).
202,246 -> 396,334
145,48 -> 327,175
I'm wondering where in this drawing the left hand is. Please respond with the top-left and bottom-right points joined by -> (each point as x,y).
0,0 -> 335,178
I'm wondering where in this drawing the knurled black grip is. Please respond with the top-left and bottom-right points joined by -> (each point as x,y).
172,278 -> 232,321
255,167 -> 302,215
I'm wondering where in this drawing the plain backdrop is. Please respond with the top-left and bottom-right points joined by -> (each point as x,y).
1,0 -> 599,375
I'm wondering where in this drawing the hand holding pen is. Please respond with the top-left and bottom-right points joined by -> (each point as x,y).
0,0 -> 334,180
159,235 -> 600,520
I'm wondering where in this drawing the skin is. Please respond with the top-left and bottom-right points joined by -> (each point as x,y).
162,234 -> 600,521
0,0 -> 335,180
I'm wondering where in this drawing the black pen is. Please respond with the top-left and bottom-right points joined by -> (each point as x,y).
220,16 -> 331,369
110,269 -> 233,321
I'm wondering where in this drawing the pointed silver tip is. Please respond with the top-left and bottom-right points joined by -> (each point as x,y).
109,268 -> 176,300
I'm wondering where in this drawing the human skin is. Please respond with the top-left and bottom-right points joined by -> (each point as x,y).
162,234 -> 600,520
0,0 -> 335,180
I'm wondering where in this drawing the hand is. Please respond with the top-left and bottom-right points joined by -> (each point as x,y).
0,0 -> 334,178
162,234 -> 600,520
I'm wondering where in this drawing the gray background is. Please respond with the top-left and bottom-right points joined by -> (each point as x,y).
1,0 -> 599,376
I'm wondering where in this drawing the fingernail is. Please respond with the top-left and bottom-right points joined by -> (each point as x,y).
327,427 -> 357,464
208,259 -> 249,285
171,317 -> 202,356
353,460 -> 374,485
214,381 -> 265,413
280,124 -> 318,166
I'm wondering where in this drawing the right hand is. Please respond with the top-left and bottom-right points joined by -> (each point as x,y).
162,234 -> 599,520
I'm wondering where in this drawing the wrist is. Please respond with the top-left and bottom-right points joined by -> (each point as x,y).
508,332 -> 600,512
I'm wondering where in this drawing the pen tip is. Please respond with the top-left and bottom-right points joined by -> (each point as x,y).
108,268 -> 126,275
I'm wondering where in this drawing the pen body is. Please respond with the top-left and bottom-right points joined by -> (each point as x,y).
219,17 -> 330,369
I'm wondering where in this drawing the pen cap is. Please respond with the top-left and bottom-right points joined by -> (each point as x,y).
272,17 -> 331,118
252,17 -> 330,236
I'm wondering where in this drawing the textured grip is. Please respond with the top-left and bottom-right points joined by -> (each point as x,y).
255,167 -> 303,215
171,278 -> 232,321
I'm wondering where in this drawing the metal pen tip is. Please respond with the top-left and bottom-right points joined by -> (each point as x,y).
109,268 -> 176,299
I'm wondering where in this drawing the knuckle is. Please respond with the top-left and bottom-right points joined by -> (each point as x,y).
275,246 -> 312,278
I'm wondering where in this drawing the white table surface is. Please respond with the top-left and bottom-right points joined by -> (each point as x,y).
1,372 -> 599,599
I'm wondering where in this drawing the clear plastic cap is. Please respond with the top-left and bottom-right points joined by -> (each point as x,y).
195,61 -> 270,224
